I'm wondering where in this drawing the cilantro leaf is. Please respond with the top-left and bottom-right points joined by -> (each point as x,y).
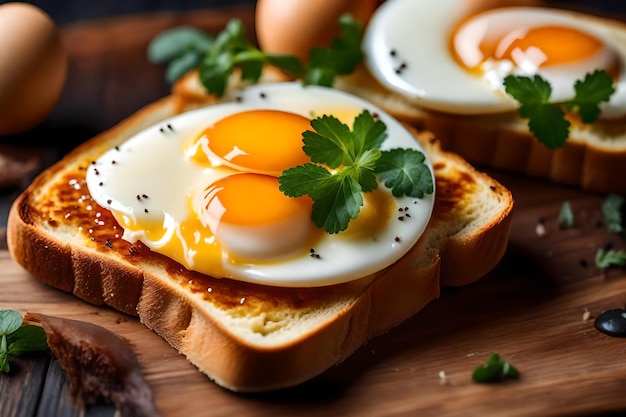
303,116 -> 353,168
602,193 -> 624,235
278,110 -> 433,234
150,15 -> 362,96
375,149 -> 434,198
352,110 -> 387,156
147,26 -> 213,64
504,75 -> 570,149
565,70 -> 615,123
558,200 -> 575,229
504,71 -> 616,149
279,164 -> 332,198
0,336 -> 8,373
310,174 -> 363,234
472,353 -> 520,383
595,248 -> 626,269
504,74 -> 552,105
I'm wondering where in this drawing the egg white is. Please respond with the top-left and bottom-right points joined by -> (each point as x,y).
86,82 -> 435,287
363,1 -> 626,118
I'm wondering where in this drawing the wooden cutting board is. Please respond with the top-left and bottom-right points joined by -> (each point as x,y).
2,4 -> 626,417
2,171 -> 626,417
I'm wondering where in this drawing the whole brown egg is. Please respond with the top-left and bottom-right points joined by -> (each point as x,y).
0,2 -> 67,136
255,0 -> 378,61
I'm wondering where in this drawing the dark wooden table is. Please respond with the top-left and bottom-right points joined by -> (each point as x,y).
2,4 -> 626,417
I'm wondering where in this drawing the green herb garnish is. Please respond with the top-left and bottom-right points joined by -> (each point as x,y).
503,70 -> 615,149
0,310 -> 48,373
558,200 -> 575,229
595,248 -> 626,269
148,15 -> 363,97
472,352 -> 520,383
278,110 -> 433,234
602,194 -> 625,235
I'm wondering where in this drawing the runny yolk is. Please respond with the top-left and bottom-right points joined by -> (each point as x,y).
491,25 -> 604,68
452,19 -> 616,75
200,173 -> 313,227
201,110 -> 312,174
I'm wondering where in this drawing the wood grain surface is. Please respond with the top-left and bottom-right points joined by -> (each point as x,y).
1,4 -> 626,417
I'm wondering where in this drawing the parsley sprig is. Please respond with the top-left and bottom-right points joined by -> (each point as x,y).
278,111 -> 433,234
148,15 -> 363,97
0,310 -> 48,373
503,70 -> 615,149
472,352 -> 520,383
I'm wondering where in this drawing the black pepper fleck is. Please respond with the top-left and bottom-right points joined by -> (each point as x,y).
105,238 -> 113,249
395,236 -> 401,242
260,92 -> 267,99
390,49 -> 397,57
398,216 -> 405,221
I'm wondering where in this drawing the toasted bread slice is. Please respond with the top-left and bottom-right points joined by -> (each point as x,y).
7,79 -> 513,392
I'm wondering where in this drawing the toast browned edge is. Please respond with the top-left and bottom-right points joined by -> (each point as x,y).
334,63 -> 626,195
7,91 -> 513,392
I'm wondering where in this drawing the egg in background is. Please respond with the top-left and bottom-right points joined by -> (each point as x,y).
255,0 -> 379,61
0,2 -> 67,136
362,0 -> 626,118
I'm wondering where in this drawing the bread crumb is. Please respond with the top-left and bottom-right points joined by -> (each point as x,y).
438,370 -> 448,385
535,223 -> 546,237
583,309 -> 591,322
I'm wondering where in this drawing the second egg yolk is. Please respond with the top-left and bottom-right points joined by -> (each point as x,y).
202,109 -> 312,175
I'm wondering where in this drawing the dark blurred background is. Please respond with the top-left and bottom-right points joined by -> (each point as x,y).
6,0 -> 257,26
4,0 -> 626,27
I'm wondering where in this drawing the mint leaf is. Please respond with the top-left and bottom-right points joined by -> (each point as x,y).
0,310 -> 22,336
565,70 -> 615,123
0,336 -> 8,373
596,248 -> 626,269
602,194 -> 624,234
375,149 -> 433,198
7,326 -> 48,356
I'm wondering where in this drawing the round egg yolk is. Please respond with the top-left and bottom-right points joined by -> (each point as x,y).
197,173 -> 316,261
452,18 -> 619,78
199,109 -> 312,175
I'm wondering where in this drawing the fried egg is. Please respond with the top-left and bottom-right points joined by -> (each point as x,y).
86,83 -> 435,287
363,1 -> 626,118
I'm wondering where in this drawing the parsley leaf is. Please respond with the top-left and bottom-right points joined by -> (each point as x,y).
0,310 -> 49,373
565,70 -> 616,123
305,14 -> 363,86
602,194 -> 624,234
558,200 -> 575,229
149,15 -> 363,96
375,149 -> 434,198
504,70 -> 615,149
595,248 -> 626,269
503,75 -> 570,149
278,110 -> 433,234
472,352 -> 520,383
